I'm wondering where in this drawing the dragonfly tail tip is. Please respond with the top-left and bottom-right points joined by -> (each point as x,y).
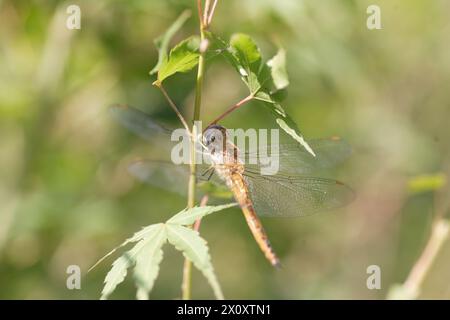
272,259 -> 282,269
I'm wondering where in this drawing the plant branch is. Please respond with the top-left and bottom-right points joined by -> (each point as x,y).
181,1 -> 210,300
388,181 -> 450,300
195,195 -> 209,231
209,94 -> 254,126
402,219 -> 449,298
203,0 -> 211,26
155,83 -> 191,134
181,254 -> 193,300
207,0 -> 219,26
180,195 -> 209,300
196,0 -> 204,28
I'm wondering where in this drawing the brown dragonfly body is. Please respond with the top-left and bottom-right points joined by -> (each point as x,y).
203,125 -> 280,267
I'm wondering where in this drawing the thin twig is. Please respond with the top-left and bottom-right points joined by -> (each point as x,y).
203,0 -> 211,26
208,94 -> 254,126
195,195 -> 209,231
197,0 -> 204,28
207,0 -> 219,26
402,219 -> 449,298
388,176 -> 450,299
156,83 -> 191,135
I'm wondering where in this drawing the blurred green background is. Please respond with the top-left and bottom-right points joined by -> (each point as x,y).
1,0 -> 450,299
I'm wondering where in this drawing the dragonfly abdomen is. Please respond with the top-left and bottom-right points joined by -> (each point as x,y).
228,172 -> 281,268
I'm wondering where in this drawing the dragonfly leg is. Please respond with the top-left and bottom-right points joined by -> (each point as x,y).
201,166 -> 215,181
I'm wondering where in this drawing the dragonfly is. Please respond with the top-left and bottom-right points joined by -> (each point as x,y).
110,104 -> 354,267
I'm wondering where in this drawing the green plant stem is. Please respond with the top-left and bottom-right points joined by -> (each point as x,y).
193,36 -> 206,121
181,257 -> 193,300
182,3 -> 208,300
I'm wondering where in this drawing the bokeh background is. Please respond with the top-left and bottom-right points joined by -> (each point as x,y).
1,0 -> 449,299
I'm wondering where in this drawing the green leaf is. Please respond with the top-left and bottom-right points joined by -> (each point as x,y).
166,224 -> 224,299
89,224 -> 164,272
275,115 -> 316,157
150,10 -> 191,75
206,32 -> 240,70
100,223 -> 166,300
100,240 -> 145,300
255,91 -> 316,156
101,256 -> 130,300
167,203 -> 236,226
229,33 -> 262,93
230,33 -> 261,66
156,36 -> 200,84
134,226 -> 166,300
100,256 -> 130,300
267,48 -> 289,90
208,32 -> 262,93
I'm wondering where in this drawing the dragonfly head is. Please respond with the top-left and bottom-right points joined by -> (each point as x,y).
203,124 -> 228,154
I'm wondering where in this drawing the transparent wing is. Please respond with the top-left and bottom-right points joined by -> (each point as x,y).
128,160 -> 190,196
110,104 -> 208,158
128,159 -> 231,200
244,169 -> 354,218
109,104 -> 175,141
241,137 -> 351,174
